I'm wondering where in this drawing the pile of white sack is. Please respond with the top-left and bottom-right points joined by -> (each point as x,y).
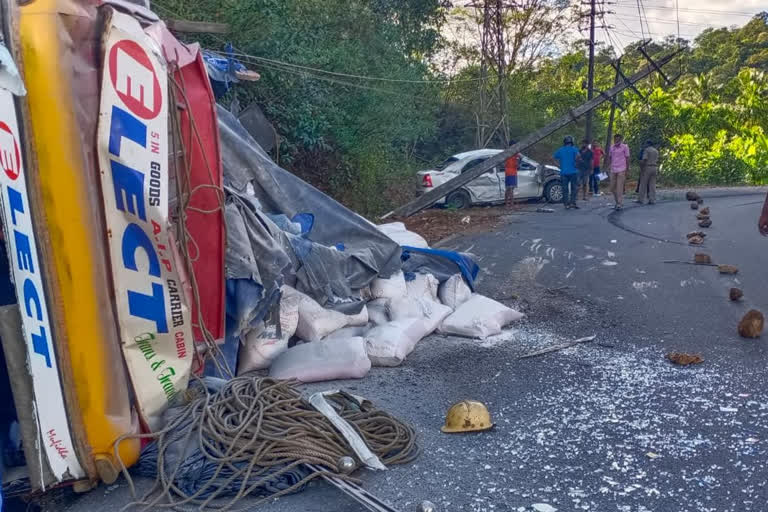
237,224 -> 524,383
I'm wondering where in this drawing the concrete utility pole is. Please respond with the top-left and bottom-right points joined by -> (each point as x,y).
585,0 -> 597,142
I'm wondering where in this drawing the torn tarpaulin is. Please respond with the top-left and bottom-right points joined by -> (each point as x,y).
218,106 -> 401,311
401,246 -> 480,291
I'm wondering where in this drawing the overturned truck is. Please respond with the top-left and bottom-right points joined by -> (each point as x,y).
0,0 -> 524,507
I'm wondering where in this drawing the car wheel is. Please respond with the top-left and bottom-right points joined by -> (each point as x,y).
445,190 -> 471,209
544,180 -> 564,203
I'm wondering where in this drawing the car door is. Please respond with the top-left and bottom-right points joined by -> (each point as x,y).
516,156 -> 542,198
463,157 -> 502,203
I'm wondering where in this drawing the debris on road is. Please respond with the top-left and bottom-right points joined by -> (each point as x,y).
718,264 -> 739,275
730,288 -> 744,301
694,253 -> 713,265
518,335 -> 597,360
686,231 -> 706,239
699,218 -> 713,228
400,207 -> 505,244
690,202 -> 699,210
532,504 -> 558,512
460,215 -> 471,224
646,452 -> 661,459
697,197 -> 704,205
738,310 -> 765,338
666,352 -> 704,366
696,212 -> 710,220
686,191 -> 701,202
700,206 -> 710,216
536,207 -> 555,213
688,235 -> 704,245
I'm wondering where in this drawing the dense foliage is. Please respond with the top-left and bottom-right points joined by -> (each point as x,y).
155,1 -> 768,215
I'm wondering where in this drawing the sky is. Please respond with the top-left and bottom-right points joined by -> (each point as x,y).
600,0 -> 768,51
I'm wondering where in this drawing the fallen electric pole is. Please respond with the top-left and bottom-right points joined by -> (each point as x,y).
385,48 -> 683,219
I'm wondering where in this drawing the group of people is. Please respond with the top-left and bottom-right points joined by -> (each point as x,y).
551,134 -> 659,210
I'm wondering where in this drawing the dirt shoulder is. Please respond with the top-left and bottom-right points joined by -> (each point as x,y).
396,206 -> 511,245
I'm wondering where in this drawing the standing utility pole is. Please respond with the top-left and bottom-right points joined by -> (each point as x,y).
585,0 -> 597,142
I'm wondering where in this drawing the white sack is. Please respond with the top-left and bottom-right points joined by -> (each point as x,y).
295,292 -> 351,342
387,296 -> 450,328
377,223 -> 429,249
440,294 -> 525,339
370,271 -> 407,300
387,231 -> 429,249
269,337 -> 371,382
376,222 -> 406,234
360,285 -> 373,302
346,305 -> 369,326
364,320 -> 422,367
238,327 -> 288,373
278,285 -> 301,338
366,298 -> 390,326
322,325 -> 370,342
405,273 -> 439,302
237,286 -> 301,373
438,274 -> 472,309
365,301 -> 451,367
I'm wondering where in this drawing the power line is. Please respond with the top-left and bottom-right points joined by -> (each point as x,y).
638,0 -> 652,39
613,14 -> 739,28
222,51 -> 488,84
206,49 -> 441,101
636,0 -> 646,39
612,11 -> 645,39
612,29 -> 698,39
612,2 -> 763,17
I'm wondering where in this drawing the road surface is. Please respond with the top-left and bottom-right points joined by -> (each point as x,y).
51,192 -> 768,512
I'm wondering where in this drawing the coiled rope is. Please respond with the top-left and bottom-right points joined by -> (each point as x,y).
115,376 -> 419,511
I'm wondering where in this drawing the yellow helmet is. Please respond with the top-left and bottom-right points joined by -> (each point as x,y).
441,400 -> 494,433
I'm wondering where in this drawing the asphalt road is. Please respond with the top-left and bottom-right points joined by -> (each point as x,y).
51,192 -> 768,512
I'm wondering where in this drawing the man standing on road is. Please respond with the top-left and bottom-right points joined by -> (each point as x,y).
505,139 -> 520,210
638,140 -> 659,205
577,139 -> 593,201
607,134 -> 630,210
591,140 -> 604,197
554,135 -> 580,210
759,191 -> 768,235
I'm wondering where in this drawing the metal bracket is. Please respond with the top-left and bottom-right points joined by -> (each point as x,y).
638,46 -> 672,85
611,61 -> 647,102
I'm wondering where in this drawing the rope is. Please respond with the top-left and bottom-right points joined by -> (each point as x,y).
115,376 -> 419,512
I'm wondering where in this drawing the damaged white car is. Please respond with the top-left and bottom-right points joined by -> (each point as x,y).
417,149 -> 563,209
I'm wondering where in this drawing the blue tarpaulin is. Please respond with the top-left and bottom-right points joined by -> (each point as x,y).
203,45 -> 247,99
401,246 -> 480,291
